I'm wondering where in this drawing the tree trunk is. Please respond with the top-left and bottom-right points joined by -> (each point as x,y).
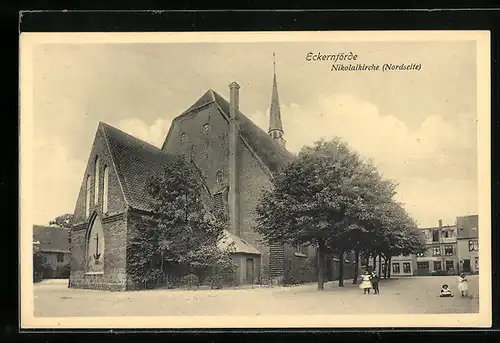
338,249 -> 345,287
352,249 -> 360,284
317,242 -> 325,290
383,256 -> 388,279
372,254 -> 377,273
378,254 -> 382,277
365,253 -> 369,267
387,257 -> 392,279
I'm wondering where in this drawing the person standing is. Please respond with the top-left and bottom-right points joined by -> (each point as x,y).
458,273 -> 469,297
359,270 -> 372,294
371,273 -> 380,294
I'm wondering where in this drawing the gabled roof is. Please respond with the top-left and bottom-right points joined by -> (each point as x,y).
33,225 -> 70,253
165,89 -> 295,173
218,229 -> 261,255
100,122 -> 176,212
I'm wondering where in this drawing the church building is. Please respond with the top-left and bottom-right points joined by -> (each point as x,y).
69,64 -> 317,291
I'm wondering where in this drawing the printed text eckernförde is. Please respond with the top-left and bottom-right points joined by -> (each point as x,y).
304,52 -> 422,72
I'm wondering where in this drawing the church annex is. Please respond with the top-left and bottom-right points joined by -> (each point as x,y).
69,69 -> 317,291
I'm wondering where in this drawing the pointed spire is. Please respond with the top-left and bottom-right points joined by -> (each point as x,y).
269,53 -> 284,139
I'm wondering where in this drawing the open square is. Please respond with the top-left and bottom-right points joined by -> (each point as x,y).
34,275 -> 479,317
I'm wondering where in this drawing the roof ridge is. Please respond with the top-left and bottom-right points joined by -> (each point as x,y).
99,121 -> 166,153
99,122 -> 131,208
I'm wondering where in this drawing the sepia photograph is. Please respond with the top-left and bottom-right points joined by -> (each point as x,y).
20,31 -> 491,328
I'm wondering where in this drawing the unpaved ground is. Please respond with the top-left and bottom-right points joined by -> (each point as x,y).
33,275 -> 479,317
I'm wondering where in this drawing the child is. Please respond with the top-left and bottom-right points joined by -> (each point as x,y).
458,273 -> 469,297
371,273 -> 380,295
439,284 -> 454,297
359,270 -> 372,294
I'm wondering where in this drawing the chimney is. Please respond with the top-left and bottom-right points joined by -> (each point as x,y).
438,219 -> 442,228
228,82 -> 240,236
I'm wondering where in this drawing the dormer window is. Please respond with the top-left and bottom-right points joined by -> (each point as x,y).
216,171 -> 223,183
202,124 -> 209,134
180,133 -> 187,143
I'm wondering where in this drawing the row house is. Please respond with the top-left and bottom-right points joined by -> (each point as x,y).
416,220 -> 458,275
456,215 -> 479,274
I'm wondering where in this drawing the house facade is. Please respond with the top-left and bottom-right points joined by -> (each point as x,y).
33,225 -> 71,278
415,220 -> 458,275
69,70 -> 317,291
456,215 -> 479,274
367,254 -> 417,277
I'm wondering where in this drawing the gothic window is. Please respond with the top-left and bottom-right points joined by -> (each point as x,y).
216,171 -> 223,183
87,216 -> 105,273
432,246 -> 441,256
102,166 -> 109,213
180,133 -> 187,143
85,175 -> 91,218
469,240 -> 478,251
202,123 -> 209,134
402,262 -> 411,274
94,156 -> 100,205
444,245 -> 454,256
392,262 -> 400,274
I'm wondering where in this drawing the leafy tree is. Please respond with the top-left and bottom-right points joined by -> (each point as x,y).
256,138 -> 395,290
127,156 -> 228,287
49,213 -> 74,228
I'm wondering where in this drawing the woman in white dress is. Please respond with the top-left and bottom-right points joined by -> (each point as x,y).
458,273 -> 469,297
359,270 -> 372,294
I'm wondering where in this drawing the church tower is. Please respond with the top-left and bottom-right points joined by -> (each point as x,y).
268,53 -> 286,149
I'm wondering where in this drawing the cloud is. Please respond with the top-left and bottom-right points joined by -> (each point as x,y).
115,118 -> 172,148
247,93 -> 478,227
33,136 -> 85,225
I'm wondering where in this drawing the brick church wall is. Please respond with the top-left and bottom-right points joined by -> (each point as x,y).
162,103 -> 230,195
69,213 -> 128,291
70,127 -> 129,291
238,138 -> 272,280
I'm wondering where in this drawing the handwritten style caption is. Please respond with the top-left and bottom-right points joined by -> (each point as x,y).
305,52 -> 422,72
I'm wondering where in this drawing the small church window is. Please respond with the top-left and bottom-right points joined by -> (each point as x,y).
216,171 -> 223,183
102,166 -> 109,214
85,175 -> 91,218
94,156 -> 100,205
202,123 -> 209,134
180,133 -> 187,143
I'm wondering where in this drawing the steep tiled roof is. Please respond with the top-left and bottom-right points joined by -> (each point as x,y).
100,122 -> 176,212
182,89 -> 295,173
33,225 -> 70,253
218,229 -> 261,255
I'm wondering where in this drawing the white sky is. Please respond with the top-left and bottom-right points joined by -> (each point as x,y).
31,41 -> 478,227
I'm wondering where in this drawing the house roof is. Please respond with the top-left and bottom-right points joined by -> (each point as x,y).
165,89 -> 295,173
218,229 -> 261,255
33,225 -> 70,253
100,122 -> 176,212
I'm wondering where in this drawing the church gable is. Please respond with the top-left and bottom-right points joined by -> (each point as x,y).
72,123 -> 128,226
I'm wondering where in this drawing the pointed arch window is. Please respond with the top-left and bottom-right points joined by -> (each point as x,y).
85,175 -> 91,218
180,133 -> 187,143
87,215 -> 105,273
94,156 -> 100,205
216,171 -> 223,183
102,166 -> 109,214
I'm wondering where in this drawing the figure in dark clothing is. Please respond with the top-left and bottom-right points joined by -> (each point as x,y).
371,273 -> 380,294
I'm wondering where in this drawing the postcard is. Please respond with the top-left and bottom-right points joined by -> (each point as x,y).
20,30 -> 491,329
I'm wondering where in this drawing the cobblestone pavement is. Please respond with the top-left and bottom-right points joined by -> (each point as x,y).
33,275 -> 479,317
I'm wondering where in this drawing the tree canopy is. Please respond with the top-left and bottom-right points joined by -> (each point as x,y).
255,137 -> 426,290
